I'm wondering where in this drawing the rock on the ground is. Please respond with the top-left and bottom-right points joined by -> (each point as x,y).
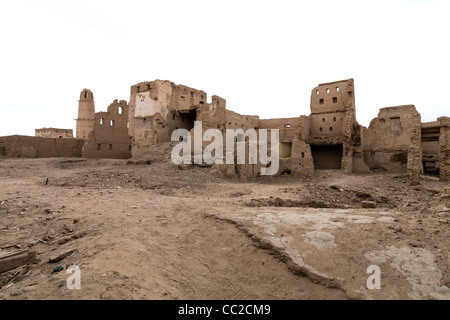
361,201 -> 377,208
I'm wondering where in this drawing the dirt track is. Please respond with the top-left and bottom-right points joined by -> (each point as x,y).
0,146 -> 449,300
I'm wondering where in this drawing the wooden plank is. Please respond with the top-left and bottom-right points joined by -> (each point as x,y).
0,251 -> 37,274
0,249 -> 23,259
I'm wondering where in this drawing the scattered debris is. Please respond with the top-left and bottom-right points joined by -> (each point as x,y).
52,266 -> 64,273
48,249 -> 78,263
63,224 -> 74,233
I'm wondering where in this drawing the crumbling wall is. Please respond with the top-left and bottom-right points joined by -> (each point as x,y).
439,116 -> 450,181
83,100 -> 131,159
363,105 -> 422,175
35,128 -> 73,139
197,96 -> 227,131
225,110 -> 259,131
0,135 -> 84,158
258,117 -> 301,142
407,110 -> 422,185
130,80 -> 207,158
257,117 -> 313,176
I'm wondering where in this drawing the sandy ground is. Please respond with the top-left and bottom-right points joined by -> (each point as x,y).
0,144 -> 449,300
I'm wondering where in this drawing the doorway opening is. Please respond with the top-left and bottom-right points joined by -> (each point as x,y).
310,144 -> 343,169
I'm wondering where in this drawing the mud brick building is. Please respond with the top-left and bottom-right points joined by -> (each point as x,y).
1,78 -> 449,184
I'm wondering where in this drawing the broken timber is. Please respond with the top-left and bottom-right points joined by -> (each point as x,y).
0,249 -> 38,274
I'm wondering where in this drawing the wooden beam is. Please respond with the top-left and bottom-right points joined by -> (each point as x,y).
0,250 -> 38,274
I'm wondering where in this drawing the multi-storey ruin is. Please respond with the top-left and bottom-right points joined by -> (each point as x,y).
1,78 -> 449,184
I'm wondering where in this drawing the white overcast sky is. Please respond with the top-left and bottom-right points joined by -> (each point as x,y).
0,0 -> 449,136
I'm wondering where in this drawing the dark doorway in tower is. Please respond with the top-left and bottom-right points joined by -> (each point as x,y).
310,144 -> 343,169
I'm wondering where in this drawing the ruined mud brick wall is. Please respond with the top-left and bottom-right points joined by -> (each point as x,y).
258,117 -> 314,176
210,115 -> 314,179
225,110 -> 259,131
35,128 -> 73,139
258,117 -> 301,142
129,80 -> 207,157
76,89 -> 95,139
197,96 -> 227,131
407,109 -> 422,185
186,96 -> 228,161
82,100 -> 132,159
0,135 -> 84,158
308,79 -> 359,173
439,116 -> 450,181
363,105 -> 422,179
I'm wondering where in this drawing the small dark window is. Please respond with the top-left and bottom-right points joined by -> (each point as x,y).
322,118 -> 325,122
137,86 -> 140,93
333,117 -> 336,122
85,91 -> 88,99
319,127 -> 323,132
301,152 -> 305,158
329,127 -> 333,132
147,84 -> 151,90
333,97 -> 337,103
319,99 -> 324,105
129,145 -> 132,151
191,92 -> 194,97
109,144 -> 112,150
97,144 -> 101,150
